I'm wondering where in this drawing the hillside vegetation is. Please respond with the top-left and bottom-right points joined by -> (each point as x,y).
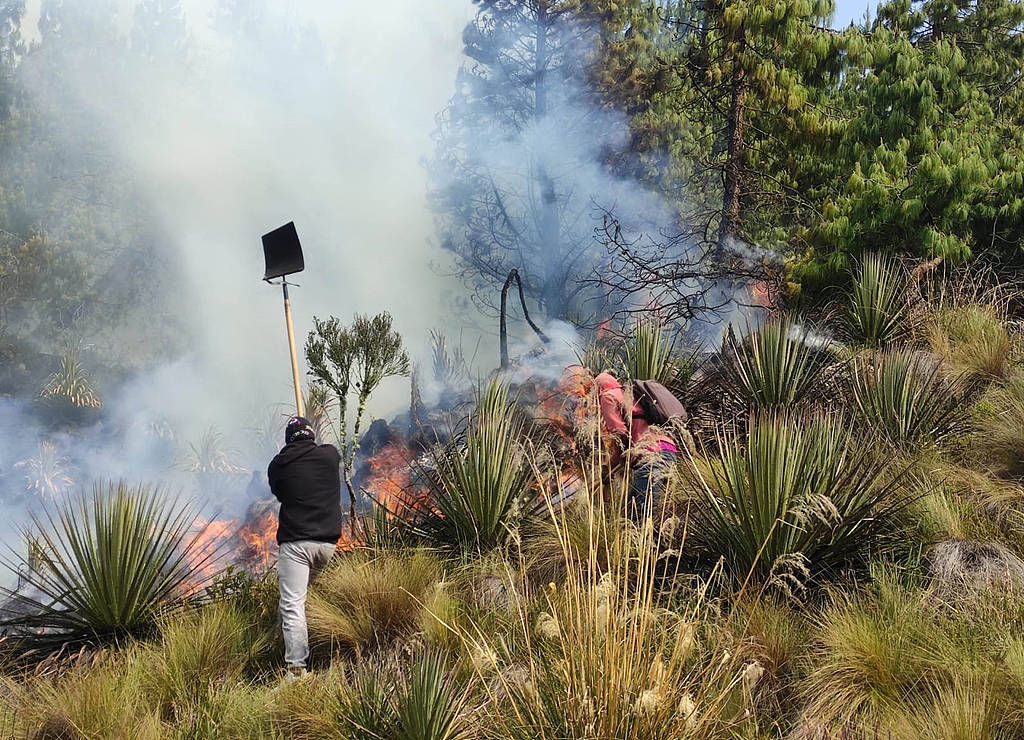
1,259 -> 1022,739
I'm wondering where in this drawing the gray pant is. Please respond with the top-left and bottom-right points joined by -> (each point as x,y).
277,540 -> 336,669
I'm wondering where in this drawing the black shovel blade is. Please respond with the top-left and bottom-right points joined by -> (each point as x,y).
262,221 -> 305,280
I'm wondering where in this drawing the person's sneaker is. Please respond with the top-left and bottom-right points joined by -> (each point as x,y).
282,667 -> 307,685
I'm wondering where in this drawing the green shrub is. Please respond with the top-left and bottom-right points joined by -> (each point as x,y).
680,412 -> 912,591
976,372 -> 1024,478
847,350 -> 977,448
927,304 -> 1014,380
413,382 -> 539,554
361,500 -> 417,552
139,601 -> 267,724
720,317 -> 832,409
841,252 -> 908,348
306,550 -> 443,657
0,480 -> 219,650
902,458 -> 1024,546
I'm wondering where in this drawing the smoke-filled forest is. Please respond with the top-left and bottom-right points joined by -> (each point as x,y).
1,0 -> 1023,737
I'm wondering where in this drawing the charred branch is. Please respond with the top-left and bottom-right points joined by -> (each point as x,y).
500,268 -> 550,369
587,209 -> 778,326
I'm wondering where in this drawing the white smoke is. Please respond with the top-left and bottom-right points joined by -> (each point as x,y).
10,0 -> 474,442
1,0 -> 755,539
0,1 -> 479,557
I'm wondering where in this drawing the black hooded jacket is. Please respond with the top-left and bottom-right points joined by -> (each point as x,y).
267,440 -> 343,545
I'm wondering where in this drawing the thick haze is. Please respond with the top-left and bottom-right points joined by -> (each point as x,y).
19,0 -> 474,425
0,0 -> 481,530
2,0 -> 742,519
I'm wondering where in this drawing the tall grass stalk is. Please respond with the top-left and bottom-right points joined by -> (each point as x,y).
451,468 -> 745,739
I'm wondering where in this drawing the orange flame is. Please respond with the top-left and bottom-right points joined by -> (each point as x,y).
364,442 -> 425,516
188,505 -> 360,581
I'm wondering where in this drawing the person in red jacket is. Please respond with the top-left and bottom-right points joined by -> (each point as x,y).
595,371 -> 679,515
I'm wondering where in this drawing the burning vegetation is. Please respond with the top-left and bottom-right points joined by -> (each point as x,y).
2,0 -> 1024,734
1,254 -> 1024,738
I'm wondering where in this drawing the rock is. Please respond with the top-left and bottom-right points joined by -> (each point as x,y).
360,418 -> 394,457
474,575 -> 512,612
925,539 -> 1024,601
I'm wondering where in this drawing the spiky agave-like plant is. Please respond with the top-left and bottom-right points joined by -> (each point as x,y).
0,481 -> 221,649
413,381 -> 539,554
39,347 -> 102,408
179,426 -> 245,474
847,350 -> 978,448
841,252 -> 908,348
720,317 -> 833,409
681,412 -> 913,592
430,329 -> 471,387
336,652 -> 470,740
14,441 -> 74,499
621,319 -> 687,385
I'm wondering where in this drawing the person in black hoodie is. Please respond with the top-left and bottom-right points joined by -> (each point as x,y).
268,416 -> 342,679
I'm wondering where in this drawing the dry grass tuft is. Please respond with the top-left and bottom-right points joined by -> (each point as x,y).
138,601 -> 267,724
16,657 -> 162,740
927,304 -> 1015,380
307,549 -> 444,657
976,371 -> 1024,479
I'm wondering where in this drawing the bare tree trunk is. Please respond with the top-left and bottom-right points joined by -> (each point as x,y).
538,171 -> 566,319
534,4 -> 565,320
335,394 -> 359,533
501,268 -> 551,368
718,35 -> 747,252
535,3 -> 548,118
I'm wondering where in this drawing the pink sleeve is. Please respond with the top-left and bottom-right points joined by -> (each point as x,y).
596,373 -> 628,437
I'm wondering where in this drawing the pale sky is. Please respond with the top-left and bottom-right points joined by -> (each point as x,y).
20,0 -> 883,43
833,0 -> 876,27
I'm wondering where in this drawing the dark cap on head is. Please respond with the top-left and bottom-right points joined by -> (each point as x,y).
285,416 -> 315,444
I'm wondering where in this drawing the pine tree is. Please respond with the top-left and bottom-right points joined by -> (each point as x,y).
131,0 -> 189,64
0,0 -> 22,116
428,0 -> 628,322
802,0 -> 1024,279
591,0 -> 847,255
